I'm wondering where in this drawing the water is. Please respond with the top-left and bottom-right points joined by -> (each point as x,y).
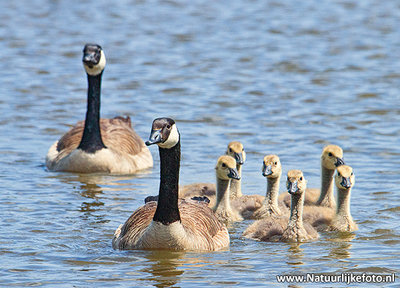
0,0 -> 399,286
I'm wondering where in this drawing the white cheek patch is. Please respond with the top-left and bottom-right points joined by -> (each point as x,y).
84,50 -> 106,76
158,124 -> 180,149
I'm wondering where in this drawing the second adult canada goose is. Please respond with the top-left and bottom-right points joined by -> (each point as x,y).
280,145 -> 345,208
212,155 -> 243,223
243,170 -> 319,242
46,44 -> 153,174
251,155 -> 288,219
112,118 -> 229,251
178,141 -> 246,200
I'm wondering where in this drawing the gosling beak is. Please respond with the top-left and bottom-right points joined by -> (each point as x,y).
287,181 -> 298,194
228,168 -> 240,180
146,129 -> 162,146
340,177 -> 352,189
335,157 -> 345,167
234,152 -> 244,165
262,164 -> 272,177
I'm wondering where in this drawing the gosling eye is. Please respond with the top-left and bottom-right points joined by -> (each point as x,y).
328,152 -> 333,157
242,148 -> 244,151
229,148 -> 232,153
274,162 -> 277,165
222,163 -> 226,168
337,172 -> 341,177
351,172 -> 354,176
299,177 -> 303,181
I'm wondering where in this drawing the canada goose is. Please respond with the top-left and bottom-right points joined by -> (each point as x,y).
178,141 -> 246,200
330,165 -> 358,232
251,155 -> 288,219
226,141 -> 246,198
46,44 -> 153,174
112,118 -> 229,251
243,170 -> 319,242
212,155 -> 243,223
302,165 -> 357,232
280,145 -> 345,208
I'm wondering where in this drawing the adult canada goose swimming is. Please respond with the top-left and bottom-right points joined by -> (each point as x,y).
243,170 -> 319,242
280,145 -> 345,208
46,44 -> 153,174
112,118 -> 229,251
178,141 -> 246,200
212,155 -> 243,223
251,155 -> 289,219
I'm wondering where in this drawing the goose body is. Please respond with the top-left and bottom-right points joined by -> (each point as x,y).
244,170 -> 319,242
46,44 -> 152,174
112,118 -> 229,251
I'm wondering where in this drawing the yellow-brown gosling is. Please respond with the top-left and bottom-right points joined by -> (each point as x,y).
212,155 -> 243,223
280,144 -> 345,208
251,155 -> 289,219
243,170 -> 319,242
112,118 -> 229,251
46,44 -> 152,174
330,165 -> 358,232
225,141 -> 246,198
178,141 -> 246,201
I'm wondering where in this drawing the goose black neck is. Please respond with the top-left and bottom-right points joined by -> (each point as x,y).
153,141 -> 181,225
78,73 -> 106,153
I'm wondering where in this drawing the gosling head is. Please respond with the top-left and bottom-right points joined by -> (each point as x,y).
335,165 -> 355,189
226,141 -> 246,166
82,43 -> 106,76
286,170 -> 307,195
215,155 -> 240,181
321,145 -> 345,170
262,154 -> 282,178
145,117 -> 180,149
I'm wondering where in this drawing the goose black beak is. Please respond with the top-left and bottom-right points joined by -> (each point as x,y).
82,53 -> 98,68
234,152 -> 244,165
287,181 -> 298,195
146,129 -> 162,146
262,164 -> 272,177
335,157 -> 345,167
228,168 -> 240,180
340,177 -> 352,189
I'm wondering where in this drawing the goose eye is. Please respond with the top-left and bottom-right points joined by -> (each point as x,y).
328,152 -> 333,157
222,163 -> 226,168
166,124 -> 171,129
274,162 -> 277,165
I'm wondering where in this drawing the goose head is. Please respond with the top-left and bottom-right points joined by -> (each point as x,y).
82,43 -> 106,76
145,117 -> 180,149
335,165 -> 355,189
321,145 -> 345,170
286,170 -> 307,195
262,154 -> 282,178
226,141 -> 246,166
215,155 -> 240,181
